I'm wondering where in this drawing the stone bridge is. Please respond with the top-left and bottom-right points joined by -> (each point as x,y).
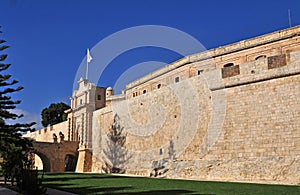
32,141 -> 79,172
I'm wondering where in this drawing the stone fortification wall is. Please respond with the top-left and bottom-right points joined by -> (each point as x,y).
91,49 -> 300,185
125,25 -> 300,100
167,50 -> 300,185
23,121 -> 69,142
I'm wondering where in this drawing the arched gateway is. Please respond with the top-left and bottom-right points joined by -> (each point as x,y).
32,141 -> 79,172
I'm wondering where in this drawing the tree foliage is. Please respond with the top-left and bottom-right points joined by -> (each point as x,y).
41,102 -> 70,127
0,25 -> 38,189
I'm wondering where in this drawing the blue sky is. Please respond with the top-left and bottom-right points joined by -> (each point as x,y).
1,0 -> 300,129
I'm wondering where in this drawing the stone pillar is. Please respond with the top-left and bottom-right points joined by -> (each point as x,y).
76,147 -> 92,172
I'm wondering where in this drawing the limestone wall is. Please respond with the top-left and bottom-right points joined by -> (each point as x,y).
91,49 -> 300,185
125,25 -> 300,99
23,121 -> 69,142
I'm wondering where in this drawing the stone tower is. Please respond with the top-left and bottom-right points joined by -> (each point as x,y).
67,78 -> 106,172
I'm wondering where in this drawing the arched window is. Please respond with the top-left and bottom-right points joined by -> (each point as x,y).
157,84 -> 161,89
255,55 -> 266,60
143,90 -> 147,94
223,63 -> 234,68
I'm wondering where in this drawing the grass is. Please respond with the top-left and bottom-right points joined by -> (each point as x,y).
42,173 -> 300,195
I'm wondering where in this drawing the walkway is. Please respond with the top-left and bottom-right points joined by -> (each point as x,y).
0,186 -> 77,195
46,188 -> 77,195
0,186 -> 19,195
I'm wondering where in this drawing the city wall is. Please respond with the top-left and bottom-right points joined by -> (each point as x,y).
91,27 -> 300,185
23,121 -> 69,142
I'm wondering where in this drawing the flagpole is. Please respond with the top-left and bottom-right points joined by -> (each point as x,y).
86,49 -> 88,80
86,55 -> 89,80
86,48 -> 92,80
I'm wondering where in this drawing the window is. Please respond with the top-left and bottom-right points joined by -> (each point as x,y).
157,84 -> 161,89
143,90 -> 147,94
159,148 -> 163,155
135,92 -> 138,96
175,77 -> 179,83
224,63 -> 234,68
198,70 -> 204,75
80,99 -> 82,105
133,93 -> 135,97
255,55 -> 266,60
97,95 -> 101,100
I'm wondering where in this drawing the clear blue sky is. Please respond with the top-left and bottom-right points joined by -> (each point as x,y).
1,0 -> 300,129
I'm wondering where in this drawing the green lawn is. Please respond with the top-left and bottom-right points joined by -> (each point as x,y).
43,173 -> 300,195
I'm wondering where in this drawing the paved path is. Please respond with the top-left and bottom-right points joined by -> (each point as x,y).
0,186 -> 19,195
46,188 -> 77,195
0,186 -> 77,195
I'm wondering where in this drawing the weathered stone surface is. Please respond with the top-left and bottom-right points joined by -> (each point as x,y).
92,45 -> 300,185
32,141 -> 79,172
268,54 -> 287,69
221,65 -> 240,78
166,157 -> 300,185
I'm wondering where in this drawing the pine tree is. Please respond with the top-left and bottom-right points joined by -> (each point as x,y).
0,25 -> 35,186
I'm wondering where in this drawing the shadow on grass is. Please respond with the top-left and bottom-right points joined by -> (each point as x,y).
46,184 -> 209,195
43,176 -> 119,182
46,184 -> 134,194
43,173 -> 300,195
43,173 -> 127,183
45,183 -> 214,195
115,190 -> 213,195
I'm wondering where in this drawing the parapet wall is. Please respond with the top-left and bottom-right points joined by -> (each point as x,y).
125,25 -> 300,100
23,121 -> 69,142
91,49 -> 300,185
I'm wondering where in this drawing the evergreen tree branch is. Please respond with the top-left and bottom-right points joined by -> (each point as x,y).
0,54 -> 8,61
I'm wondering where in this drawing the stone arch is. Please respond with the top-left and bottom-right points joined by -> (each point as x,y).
255,55 -> 267,60
32,141 -> 79,172
33,151 -> 51,172
223,62 -> 234,67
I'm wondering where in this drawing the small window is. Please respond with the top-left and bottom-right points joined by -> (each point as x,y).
133,93 -> 135,97
224,63 -> 234,68
175,77 -> 179,83
143,90 -> 147,94
135,92 -> 138,96
255,55 -> 266,60
159,148 -> 163,155
157,84 -> 161,89
80,99 -> 83,105
97,95 -> 101,100
198,70 -> 204,75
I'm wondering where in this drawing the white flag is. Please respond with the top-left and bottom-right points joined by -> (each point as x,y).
87,48 -> 93,63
